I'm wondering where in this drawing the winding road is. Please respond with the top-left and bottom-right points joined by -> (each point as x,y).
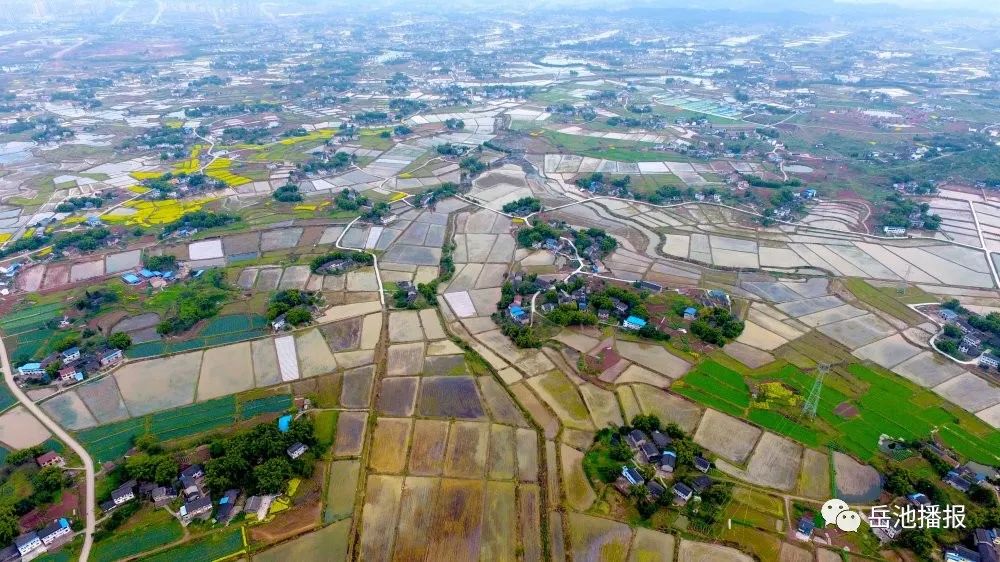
0,335 -> 95,561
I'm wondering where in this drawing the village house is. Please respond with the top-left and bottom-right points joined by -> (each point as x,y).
622,466 -> 643,487
659,451 -> 677,473
216,489 -> 241,523
60,347 -> 81,363
672,482 -> 693,503
646,480 -> 666,500
626,429 -> 648,449
58,365 -> 84,384
110,480 -> 137,507
980,355 -> 999,370
622,315 -> 647,331
180,496 -> 213,524
152,486 -> 178,507
639,442 -> 661,464
98,348 -> 124,368
35,451 -> 64,468
795,516 -> 815,541
287,442 -> 308,460
694,457 -> 712,473
38,519 -> 72,547
14,532 -> 42,559
683,307 -> 698,321
16,362 -> 46,378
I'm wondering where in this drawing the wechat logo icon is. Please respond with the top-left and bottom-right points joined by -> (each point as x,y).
821,499 -> 861,532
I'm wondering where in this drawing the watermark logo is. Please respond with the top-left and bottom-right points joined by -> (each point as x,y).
869,504 -> 966,530
822,499 -> 862,532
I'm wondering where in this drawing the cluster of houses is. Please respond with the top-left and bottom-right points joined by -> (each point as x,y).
5,519 -> 73,562
120,267 -> 178,289
615,428 -> 713,506
100,463 -> 238,528
0,451 -> 71,561
14,346 -> 123,388
99,417 -> 310,530
938,307 -> 1000,369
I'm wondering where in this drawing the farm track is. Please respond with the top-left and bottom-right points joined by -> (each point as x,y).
0,333 -> 96,562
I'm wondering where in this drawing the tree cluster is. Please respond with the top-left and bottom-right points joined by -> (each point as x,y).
204,417 -> 317,495
156,270 -> 231,335
267,290 -> 318,325
161,210 -> 241,236
689,307 -> 745,346
273,183 -> 304,203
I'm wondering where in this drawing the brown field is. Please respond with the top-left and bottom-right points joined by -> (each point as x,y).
377,377 -> 420,417
628,528 -> 676,562
251,463 -> 325,543
579,383 -> 624,428
561,444 -> 596,511
566,512 -> 633,562
443,421 -> 490,478
509,383 -> 560,438
616,386 -> 642,422
340,365 -> 375,408
324,460 -> 360,524
253,518 -> 351,562
487,424 -> 517,480
477,376 -> 529,427
368,417 -> 413,474
516,428 -> 539,483
423,479 -> 486,562
693,408 -> 762,464
390,476 -> 440,562
719,432 -> 802,491
797,449 -> 831,499
633,385 -> 703,432
333,411 -> 368,457
678,539 -> 753,562
386,342 -> 425,376
320,316 -> 363,352
519,485 -> 543,562
833,452 -> 882,502
779,542 -> 813,562
480,481 -> 519,561
407,419 -> 450,476
359,475 -> 405,562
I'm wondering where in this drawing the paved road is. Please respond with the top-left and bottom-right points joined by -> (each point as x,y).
0,335 -> 95,561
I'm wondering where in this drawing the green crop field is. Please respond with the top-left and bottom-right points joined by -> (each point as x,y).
143,526 -> 245,562
149,396 -> 237,441
842,278 -> 924,325
239,394 -> 293,420
92,510 -> 184,562
76,417 -> 147,463
78,393 -> 292,462
126,314 -> 269,359
672,360 -> 1000,464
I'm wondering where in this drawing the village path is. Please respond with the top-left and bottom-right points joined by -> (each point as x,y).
0,335 -> 95,562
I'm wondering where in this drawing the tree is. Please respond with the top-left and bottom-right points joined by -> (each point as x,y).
0,503 -> 19,545
107,332 -> 132,350
284,306 -> 312,326
254,457 -> 292,494
631,414 -> 661,433
32,466 -> 66,502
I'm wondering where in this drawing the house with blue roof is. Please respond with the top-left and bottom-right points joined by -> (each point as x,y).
622,316 -> 646,330
121,273 -> 141,285
509,305 -> 529,325
683,307 -> 698,320
802,188 -> 817,199
17,362 -> 45,378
